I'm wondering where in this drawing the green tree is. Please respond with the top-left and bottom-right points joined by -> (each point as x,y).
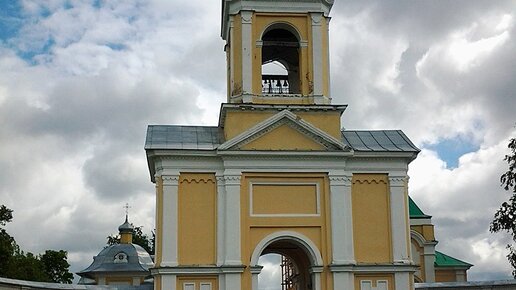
491,137 -> 516,276
107,226 -> 155,255
41,250 -> 74,283
0,205 -> 16,276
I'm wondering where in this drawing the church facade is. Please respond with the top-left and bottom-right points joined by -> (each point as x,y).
145,1 -> 421,290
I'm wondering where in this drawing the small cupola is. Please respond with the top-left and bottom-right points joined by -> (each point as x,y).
118,214 -> 134,244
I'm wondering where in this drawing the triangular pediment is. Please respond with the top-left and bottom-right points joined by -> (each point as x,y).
218,110 -> 348,151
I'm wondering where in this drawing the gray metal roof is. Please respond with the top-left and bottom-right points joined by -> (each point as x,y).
145,125 -> 221,150
77,244 -> 153,279
341,130 -> 420,152
145,125 -> 419,153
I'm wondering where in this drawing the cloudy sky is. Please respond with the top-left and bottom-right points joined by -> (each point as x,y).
0,0 -> 515,286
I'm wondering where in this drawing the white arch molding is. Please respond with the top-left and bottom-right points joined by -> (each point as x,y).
250,231 -> 324,266
250,231 -> 323,290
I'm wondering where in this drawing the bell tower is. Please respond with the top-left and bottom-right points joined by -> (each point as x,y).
146,1 -> 420,290
222,0 -> 333,104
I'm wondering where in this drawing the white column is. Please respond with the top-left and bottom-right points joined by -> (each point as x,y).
332,272 -> 354,290
241,10 -> 253,100
224,174 -> 242,265
310,13 -> 324,100
161,174 -> 179,267
162,275 -> 177,290
216,175 -> 226,266
310,266 -> 323,290
394,272 -> 410,290
250,266 -> 263,290
329,173 -> 355,264
423,244 -> 436,282
389,176 -> 410,264
225,273 -> 241,290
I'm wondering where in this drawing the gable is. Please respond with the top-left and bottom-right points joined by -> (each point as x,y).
218,109 -> 348,151
240,124 -> 326,150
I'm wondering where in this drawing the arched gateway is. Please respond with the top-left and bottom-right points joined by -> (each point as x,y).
144,1 -> 420,290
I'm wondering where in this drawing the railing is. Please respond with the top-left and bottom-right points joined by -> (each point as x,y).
262,74 -> 290,94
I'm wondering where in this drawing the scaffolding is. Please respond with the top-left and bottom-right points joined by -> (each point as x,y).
281,255 -> 298,290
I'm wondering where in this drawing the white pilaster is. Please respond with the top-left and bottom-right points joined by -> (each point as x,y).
333,272 -> 354,290
161,174 -> 179,267
394,272 -> 410,290
423,244 -> 436,282
224,174 -> 242,265
329,173 -> 355,264
250,266 -> 263,290
389,176 -> 410,264
310,12 -> 324,100
310,266 -> 323,290
162,274 -> 177,290
241,10 -> 253,99
225,273 -> 241,290
216,175 -> 226,266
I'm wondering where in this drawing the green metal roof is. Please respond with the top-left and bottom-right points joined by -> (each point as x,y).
409,197 -> 432,219
434,251 -> 473,268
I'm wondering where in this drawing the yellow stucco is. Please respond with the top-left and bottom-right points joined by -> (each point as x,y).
352,174 -> 392,263
435,270 -> 460,282
178,173 -> 217,265
251,183 -> 318,215
223,110 -> 342,141
241,124 -> 326,151
411,225 -> 435,241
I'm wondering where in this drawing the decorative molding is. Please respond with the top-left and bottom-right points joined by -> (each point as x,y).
329,264 -> 417,273
179,177 -> 216,184
328,175 -> 352,186
241,11 -> 253,24
389,176 -> 406,187
224,175 -> 242,184
150,265 -> 246,275
161,175 -> 179,185
310,13 -> 323,25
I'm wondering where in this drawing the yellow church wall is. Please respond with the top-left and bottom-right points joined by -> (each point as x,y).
435,270 -> 459,283
155,176 -> 163,266
231,15 -> 243,96
105,276 -> 135,285
241,124 -> 326,151
251,183 -> 319,215
177,173 -> 217,265
411,225 -> 435,241
223,110 -> 342,141
354,274 -> 394,290
352,174 -> 392,263
177,276 -> 219,290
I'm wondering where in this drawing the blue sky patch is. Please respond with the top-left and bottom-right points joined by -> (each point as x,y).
425,136 -> 481,169
0,1 -> 23,41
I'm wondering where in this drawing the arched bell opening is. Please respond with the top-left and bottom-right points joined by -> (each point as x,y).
261,26 -> 301,95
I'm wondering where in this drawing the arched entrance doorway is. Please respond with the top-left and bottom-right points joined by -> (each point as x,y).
251,232 -> 323,290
